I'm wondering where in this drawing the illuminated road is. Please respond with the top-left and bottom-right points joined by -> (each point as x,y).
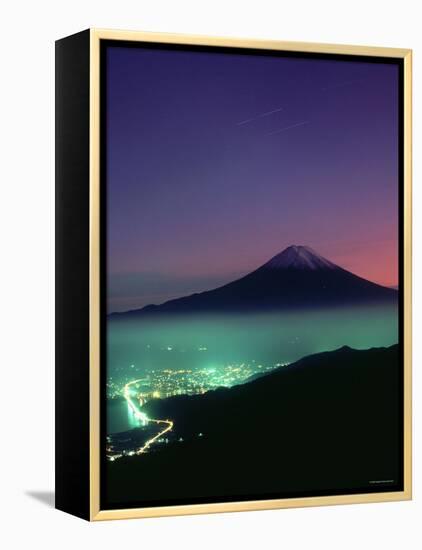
137,418 -> 173,454
123,379 -> 149,424
123,379 -> 174,455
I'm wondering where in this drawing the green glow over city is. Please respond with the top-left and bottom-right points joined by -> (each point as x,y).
106,305 -> 398,453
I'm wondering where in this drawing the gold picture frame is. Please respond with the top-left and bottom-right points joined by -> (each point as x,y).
56,28 -> 412,521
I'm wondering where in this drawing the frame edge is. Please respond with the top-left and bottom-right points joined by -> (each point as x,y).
88,29 -> 412,521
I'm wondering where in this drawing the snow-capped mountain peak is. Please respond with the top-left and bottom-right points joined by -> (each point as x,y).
262,245 -> 338,271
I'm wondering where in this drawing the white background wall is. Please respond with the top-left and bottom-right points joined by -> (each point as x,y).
0,0 -> 419,548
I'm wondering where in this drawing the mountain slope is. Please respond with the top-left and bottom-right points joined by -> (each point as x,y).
111,245 -> 397,316
107,344 -> 402,505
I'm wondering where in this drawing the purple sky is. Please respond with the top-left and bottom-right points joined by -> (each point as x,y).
106,45 -> 399,312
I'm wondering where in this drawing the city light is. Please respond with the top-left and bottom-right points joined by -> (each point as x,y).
107,360 -> 287,400
107,357 -> 290,461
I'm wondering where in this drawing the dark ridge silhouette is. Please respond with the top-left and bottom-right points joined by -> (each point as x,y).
105,344 -> 402,507
110,245 -> 398,317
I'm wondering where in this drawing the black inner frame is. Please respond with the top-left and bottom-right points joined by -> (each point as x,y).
99,39 -> 405,511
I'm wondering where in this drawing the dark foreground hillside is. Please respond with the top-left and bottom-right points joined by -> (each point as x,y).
104,344 -> 402,509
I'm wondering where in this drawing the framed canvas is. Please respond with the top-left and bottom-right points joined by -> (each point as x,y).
55,29 -> 412,521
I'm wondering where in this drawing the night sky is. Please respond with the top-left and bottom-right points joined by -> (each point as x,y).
106,45 -> 399,312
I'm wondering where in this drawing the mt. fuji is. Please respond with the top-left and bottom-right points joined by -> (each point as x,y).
112,245 -> 398,317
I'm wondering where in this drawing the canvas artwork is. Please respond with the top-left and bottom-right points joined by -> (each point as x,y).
102,42 -> 403,509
